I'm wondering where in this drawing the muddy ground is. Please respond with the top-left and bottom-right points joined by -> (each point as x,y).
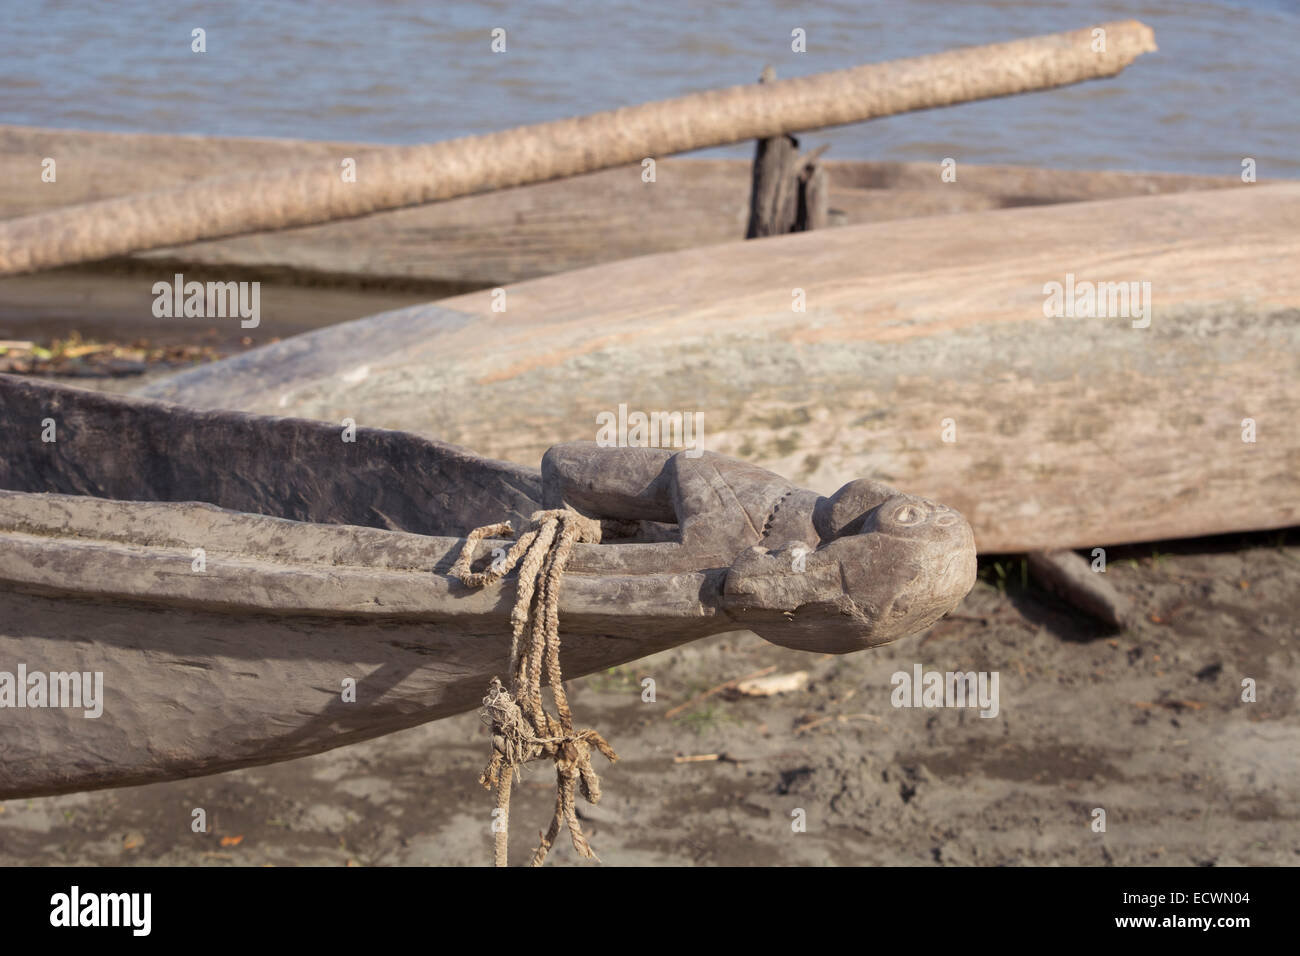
1,531 -> 1295,867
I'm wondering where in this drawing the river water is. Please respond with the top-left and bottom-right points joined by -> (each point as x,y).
3,0 -> 1297,175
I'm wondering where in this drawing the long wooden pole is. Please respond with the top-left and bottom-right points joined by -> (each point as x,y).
0,21 -> 1154,275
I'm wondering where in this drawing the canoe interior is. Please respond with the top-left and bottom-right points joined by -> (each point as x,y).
0,373 -> 541,535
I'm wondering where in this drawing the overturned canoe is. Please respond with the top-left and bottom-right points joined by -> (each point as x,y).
0,124 -> 1234,289
0,374 -> 974,799
143,183 -> 1300,553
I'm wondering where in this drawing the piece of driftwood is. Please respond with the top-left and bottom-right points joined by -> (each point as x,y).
0,21 -> 1157,275
800,158 -> 830,232
0,125 -> 1237,289
747,137 -> 829,237
0,375 -> 975,798
1026,550 -> 1136,630
143,184 -> 1300,553
745,68 -> 829,238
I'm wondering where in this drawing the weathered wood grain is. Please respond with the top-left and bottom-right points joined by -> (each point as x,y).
745,67 -> 829,238
0,550 -> 713,799
0,124 -> 1236,287
144,184 -> 1300,553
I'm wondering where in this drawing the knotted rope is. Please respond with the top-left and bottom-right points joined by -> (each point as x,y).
450,509 -> 617,867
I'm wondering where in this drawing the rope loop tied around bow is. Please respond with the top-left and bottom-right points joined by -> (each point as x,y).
451,508 -> 617,867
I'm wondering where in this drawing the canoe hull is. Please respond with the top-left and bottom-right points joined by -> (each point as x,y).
0,480 -> 723,800
0,583 -> 701,799
0,377 -> 733,799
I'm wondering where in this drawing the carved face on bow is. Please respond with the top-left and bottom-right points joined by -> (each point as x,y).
721,480 -> 977,653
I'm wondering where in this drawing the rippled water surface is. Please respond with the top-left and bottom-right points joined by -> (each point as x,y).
4,0 -> 1297,175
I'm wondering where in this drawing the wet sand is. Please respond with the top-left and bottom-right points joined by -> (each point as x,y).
0,266 -> 432,351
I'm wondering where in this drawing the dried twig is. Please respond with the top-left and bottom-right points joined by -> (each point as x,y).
663,665 -> 778,720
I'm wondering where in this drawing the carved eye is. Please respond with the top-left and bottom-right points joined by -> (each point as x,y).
934,512 -> 958,527
892,504 -> 923,526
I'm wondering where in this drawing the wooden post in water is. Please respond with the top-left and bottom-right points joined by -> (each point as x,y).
745,67 -> 831,238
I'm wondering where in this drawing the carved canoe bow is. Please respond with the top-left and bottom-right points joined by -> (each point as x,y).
0,375 -> 974,798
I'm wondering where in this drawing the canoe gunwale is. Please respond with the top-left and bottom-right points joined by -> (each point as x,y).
0,489 -> 727,627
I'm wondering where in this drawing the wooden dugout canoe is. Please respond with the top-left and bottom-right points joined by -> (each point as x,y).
0,124 -> 1235,290
0,375 -> 975,799
142,183 -> 1300,554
